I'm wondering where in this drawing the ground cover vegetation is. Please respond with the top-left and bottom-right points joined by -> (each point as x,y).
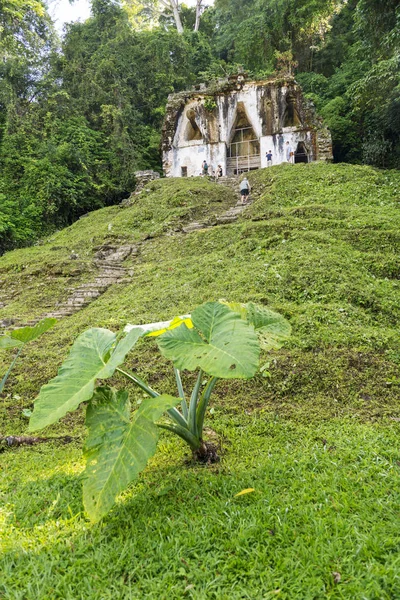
1,163 -> 400,598
1,0 -> 399,251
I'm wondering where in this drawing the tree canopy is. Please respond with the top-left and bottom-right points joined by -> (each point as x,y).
0,0 -> 399,251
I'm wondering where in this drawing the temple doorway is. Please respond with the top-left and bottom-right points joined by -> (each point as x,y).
295,142 -> 309,163
227,103 -> 260,174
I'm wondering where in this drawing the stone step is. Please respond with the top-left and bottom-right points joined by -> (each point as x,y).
97,269 -> 126,277
71,290 -> 102,299
225,207 -> 244,215
182,223 -> 208,233
46,311 -> 75,318
94,270 -> 125,278
65,297 -> 90,306
216,215 -> 238,224
68,284 -> 108,292
94,260 -> 127,269
94,273 -> 123,279
92,277 -> 120,285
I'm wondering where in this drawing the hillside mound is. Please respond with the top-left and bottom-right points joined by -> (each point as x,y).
2,161 -> 398,422
1,162 -> 400,599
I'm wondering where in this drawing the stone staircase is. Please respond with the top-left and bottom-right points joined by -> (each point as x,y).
216,175 -> 240,192
44,244 -> 137,320
1,176 -> 255,327
182,176 -> 252,232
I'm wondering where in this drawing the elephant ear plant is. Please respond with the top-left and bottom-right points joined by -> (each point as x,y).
29,301 -> 291,522
0,318 -> 57,393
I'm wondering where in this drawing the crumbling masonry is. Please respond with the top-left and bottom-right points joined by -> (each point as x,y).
162,74 -> 333,177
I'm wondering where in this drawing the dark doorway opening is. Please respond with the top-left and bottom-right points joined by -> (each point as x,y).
295,142 -> 308,163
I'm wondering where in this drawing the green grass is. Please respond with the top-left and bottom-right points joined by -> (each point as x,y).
1,162 -> 400,598
0,177 -> 236,324
1,420 -> 400,599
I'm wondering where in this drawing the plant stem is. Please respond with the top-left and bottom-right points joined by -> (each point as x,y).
196,377 -> 219,437
0,346 -> 23,394
167,408 -> 188,429
157,423 -> 200,450
116,367 -> 188,428
116,367 -> 159,397
188,369 -> 203,438
174,367 -> 188,419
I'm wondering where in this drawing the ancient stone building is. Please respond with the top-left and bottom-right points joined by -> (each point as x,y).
162,74 -> 332,177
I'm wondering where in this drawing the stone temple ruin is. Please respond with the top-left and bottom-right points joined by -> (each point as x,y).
162,74 -> 332,177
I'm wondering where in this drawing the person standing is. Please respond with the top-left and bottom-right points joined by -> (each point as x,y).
202,160 -> 209,175
217,165 -> 223,178
240,176 -> 251,204
286,141 -> 294,164
266,150 -> 273,167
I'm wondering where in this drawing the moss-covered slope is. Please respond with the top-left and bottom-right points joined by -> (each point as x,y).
1,162 -> 399,428
1,163 -> 400,599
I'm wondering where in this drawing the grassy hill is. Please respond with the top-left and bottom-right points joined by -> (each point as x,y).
1,163 -> 400,599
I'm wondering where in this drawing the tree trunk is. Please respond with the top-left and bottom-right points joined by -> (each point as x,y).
194,0 -> 202,32
170,0 -> 184,34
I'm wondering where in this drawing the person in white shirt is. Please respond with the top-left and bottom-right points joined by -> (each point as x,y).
240,177 -> 251,204
286,141 -> 294,163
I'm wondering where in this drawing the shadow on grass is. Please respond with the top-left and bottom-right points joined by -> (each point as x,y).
2,450 -> 209,530
2,442 -> 400,600
3,471 -> 84,528
2,415 -> 400,600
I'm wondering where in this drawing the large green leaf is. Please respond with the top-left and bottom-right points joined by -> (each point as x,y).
157,302 -> 260,379
222,301 -> 291,350
10,318 -> 57,344
0,336 -> 24,349
83,386 -> 180,522
29,327 -> 145,431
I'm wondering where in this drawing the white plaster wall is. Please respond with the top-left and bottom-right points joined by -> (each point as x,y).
260,131 -> 314,167
171,143 -> 226,177
219,85 -> 262,143
173,100 -> 203,147
235,86 -> 263,139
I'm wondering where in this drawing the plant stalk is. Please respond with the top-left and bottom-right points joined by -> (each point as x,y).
157,423 -> 200,450
196,377 -> 219,437
188,369 -> 203,438
116,367 -> 188,428
0,346 -> 23,393
116,367 -> 158,397
174,367 -> 188,419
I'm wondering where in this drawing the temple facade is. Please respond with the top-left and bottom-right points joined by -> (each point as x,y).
162,74 -> 332,178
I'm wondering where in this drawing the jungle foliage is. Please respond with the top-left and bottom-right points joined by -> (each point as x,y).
0,0 -> 399,250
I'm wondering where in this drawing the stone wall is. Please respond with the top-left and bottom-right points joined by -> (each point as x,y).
162,75 -> 333,177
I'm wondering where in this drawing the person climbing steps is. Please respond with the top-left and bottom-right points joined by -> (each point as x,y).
240,176 -> 251,204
